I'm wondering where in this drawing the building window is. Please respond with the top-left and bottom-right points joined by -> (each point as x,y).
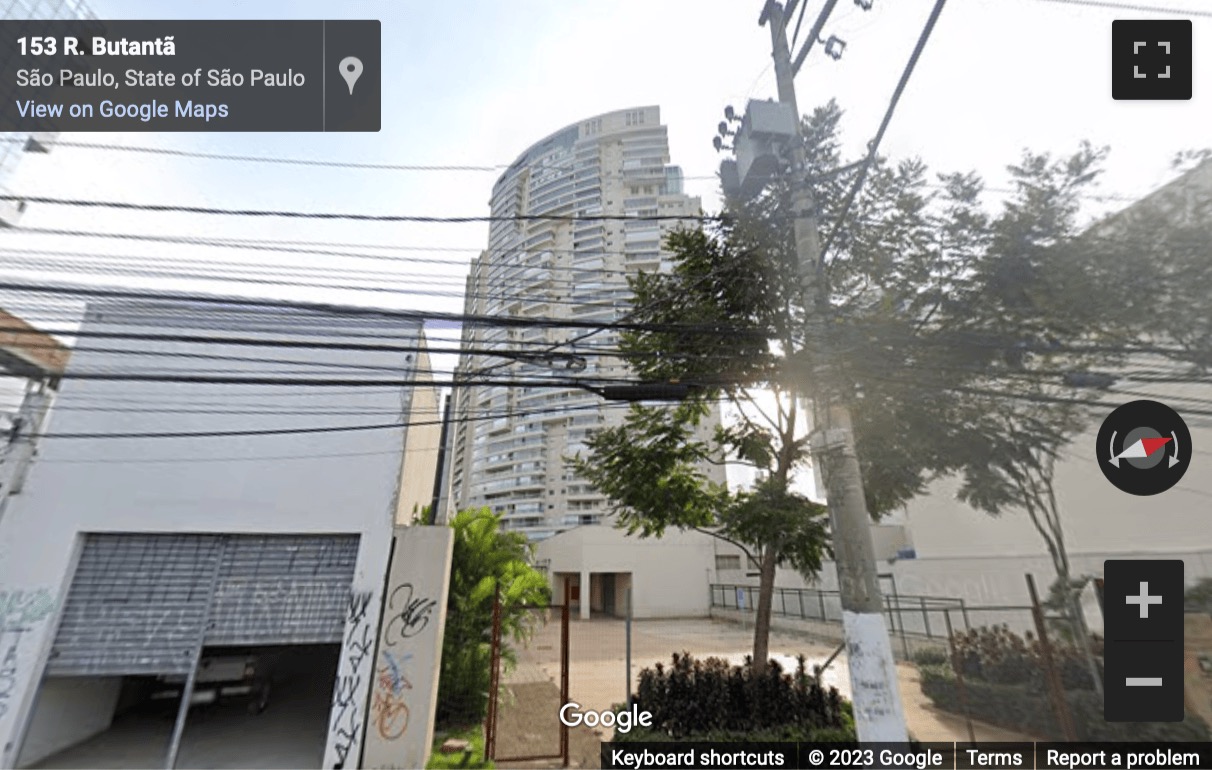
715,554 -> 741,571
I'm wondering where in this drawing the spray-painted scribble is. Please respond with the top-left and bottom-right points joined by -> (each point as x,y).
0,633 -> 20,719
0,589 -> 55,722
384,584 -> 436,644
328,591 -> 374,769
372,650 -> 413,739
0,589 -> 55,632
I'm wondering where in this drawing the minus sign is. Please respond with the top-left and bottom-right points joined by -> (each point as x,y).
1126,678 -> 1164,686
1112,639 -> 1176,642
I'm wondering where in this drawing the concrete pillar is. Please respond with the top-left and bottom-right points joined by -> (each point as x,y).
580,569 -> 590,620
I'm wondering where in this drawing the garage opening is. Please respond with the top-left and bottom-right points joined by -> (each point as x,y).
16,533 -> 361,769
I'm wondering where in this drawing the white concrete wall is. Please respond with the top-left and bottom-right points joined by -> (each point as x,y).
15,677 -> 121,768
0,302 -> 425,769
903,379 -> 1212,560
395,349 -> 441,525
536,526 -> 718,618
361,527 -> 453,770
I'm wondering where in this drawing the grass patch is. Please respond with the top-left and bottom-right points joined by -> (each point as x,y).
426,723 -> 493,770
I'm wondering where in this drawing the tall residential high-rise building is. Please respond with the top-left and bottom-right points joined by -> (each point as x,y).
449,106 -> 725,539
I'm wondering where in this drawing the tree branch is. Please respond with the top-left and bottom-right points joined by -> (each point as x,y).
693,527 -> 756,563
739,385 -> 782,435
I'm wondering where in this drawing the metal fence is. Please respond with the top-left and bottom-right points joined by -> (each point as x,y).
907,576 -> 1102,743
485,586 -> 569,767
711,583 -> 969,635
710,576 -> 1122,742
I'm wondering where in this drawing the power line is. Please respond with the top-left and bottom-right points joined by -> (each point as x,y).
38,445 -> 445,465
28,399 -> 597,440
2,137 -> 723,180
0,136 -> 1161,199
0,194 -> 719,224
864,372 -> 1212,418
3,138 -> 502,171
28,395 -> 724,442
8,225 -> 699,277
0,248 -> 673,289
13,225 -> 486,255
4,331 -> 759,373
820,0 -> 949,260
0,263 -> 646,310
0,279 -> 763,337
0,179 -> 1157,281
1025,0 -> 1212,18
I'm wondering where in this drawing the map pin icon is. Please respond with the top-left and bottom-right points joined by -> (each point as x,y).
339,57 -> 363,95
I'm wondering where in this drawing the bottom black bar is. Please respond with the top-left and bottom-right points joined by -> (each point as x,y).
1037,743 -> 1212,769
600,743 -> 1212,770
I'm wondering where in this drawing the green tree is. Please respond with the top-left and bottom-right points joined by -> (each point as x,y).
435,508 -> 551,727
948,150 -> 1212,691
576,101 -> 1191,674
574,102 -> 980,673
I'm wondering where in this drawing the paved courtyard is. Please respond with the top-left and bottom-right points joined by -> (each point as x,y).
545,616 -> 1033,745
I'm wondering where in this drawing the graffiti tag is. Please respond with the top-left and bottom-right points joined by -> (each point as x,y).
0,589 -> 55,632
0,635 -> 19,719
328,591 -> 374,770
371,651 -> 412,740
384,584 -> 436,645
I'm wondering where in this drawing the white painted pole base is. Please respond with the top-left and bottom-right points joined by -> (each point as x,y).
842,610 -> 910,743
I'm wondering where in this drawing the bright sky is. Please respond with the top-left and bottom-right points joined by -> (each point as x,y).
2,0 -> 1209,425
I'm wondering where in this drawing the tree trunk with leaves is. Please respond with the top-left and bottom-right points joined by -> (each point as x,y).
752,546 -> 778,672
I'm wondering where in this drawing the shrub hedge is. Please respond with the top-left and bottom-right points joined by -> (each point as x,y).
618,652 -> 857,742
948,624 -> 1102,690
919,664 -> 1210,741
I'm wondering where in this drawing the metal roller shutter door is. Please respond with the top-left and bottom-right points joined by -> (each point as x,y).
45,533 -> 360,677
45,534 -> 224,676
207,534 -> 359,646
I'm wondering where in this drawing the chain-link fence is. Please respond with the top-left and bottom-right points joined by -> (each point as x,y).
486,595 -> 568,766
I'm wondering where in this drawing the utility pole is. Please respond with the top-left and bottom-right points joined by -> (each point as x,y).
0,379 -> 53,520
747,0 -> 910,742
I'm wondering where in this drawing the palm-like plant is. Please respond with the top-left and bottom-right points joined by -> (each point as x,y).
436,508 -> 551,727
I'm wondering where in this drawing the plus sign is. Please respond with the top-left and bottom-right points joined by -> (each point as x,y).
1126,581 -> 1163,619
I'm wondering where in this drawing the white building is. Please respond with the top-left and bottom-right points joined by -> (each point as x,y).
449,106 -> 726,539
446,107 -> 731,618
0,300 -> 439,769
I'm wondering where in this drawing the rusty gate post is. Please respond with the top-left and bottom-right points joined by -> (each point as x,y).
1027,574 -> 1078,741
561,578 -> 571,768
484,583 -> 502,760
943,609 -> 977,744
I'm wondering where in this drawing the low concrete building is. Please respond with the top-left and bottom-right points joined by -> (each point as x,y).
536,526 -> 721,620
0,299 -> 440,769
